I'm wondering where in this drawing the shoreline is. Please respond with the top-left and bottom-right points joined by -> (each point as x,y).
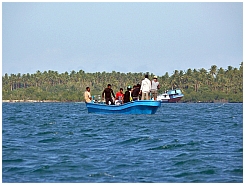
2,100 -> 241,103
2,100 -> 69,103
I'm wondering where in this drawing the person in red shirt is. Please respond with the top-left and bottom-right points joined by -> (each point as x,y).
115,88 -> 124,104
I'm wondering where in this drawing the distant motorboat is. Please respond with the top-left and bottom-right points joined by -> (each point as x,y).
156,92 -> 170,103
85,100 -> 161,114
157,89 -> 184,103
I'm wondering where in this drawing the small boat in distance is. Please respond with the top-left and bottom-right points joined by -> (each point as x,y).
157,89 -> 184,103
85,100 -> 161,114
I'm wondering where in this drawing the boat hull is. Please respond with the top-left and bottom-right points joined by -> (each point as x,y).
167,97 -> 183,103
86,100 -> 161,114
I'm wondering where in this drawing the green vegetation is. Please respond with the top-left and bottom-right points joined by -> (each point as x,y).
2,63 -> 243,102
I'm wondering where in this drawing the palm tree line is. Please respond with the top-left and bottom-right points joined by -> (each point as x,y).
2,63 -> 243,102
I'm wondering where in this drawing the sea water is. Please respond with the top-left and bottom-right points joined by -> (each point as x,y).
2,102 -> 243,182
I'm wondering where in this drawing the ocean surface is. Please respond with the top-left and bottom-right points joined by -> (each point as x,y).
2,102 -> 243,183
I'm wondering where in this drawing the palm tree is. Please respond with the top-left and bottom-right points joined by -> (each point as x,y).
10,74 -> 16,91
209,65 -> 217,91
210,65 -> 217,78
192,69 -> 201,92
170,70 -> 179,89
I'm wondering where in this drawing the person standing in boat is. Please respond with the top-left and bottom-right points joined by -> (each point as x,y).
140,74 -> 151,100
84,87 -> 92,103
124,86 -> 132,103
102,84 -> 115,105
151,75 -> 160,100
132,83 -> 141,101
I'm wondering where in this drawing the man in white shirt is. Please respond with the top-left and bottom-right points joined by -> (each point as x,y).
140,74 -> 151,100
84,87 -> 92,103
151,75 -> 160,100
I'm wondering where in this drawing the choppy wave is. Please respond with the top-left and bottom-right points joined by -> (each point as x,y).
2,102 -> 243,182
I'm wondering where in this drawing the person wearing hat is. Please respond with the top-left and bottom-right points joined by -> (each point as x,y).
124,86 -> 132,103
151,75 -> 160,100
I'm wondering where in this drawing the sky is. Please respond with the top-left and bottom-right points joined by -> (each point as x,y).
2,2 -> 243,76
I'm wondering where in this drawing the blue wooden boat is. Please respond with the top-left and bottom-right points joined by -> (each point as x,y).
85,100 -> 161,114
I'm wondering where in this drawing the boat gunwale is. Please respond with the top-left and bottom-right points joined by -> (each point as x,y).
86,100 -> 161,110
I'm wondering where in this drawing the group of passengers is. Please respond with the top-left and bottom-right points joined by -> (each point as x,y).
84,74 -> 160,105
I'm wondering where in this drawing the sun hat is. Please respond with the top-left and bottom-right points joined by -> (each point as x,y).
154,75 -> 157,79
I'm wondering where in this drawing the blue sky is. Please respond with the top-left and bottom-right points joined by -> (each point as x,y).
2,2 -> 243,76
